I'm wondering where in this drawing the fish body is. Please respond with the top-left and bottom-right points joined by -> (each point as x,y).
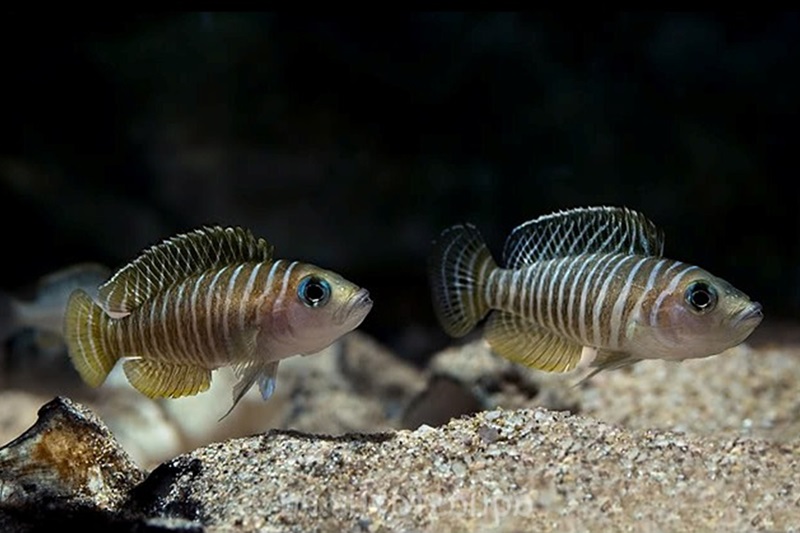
0,262 -> 110,344
64,226 -> 372,417
428,206 -> 763,377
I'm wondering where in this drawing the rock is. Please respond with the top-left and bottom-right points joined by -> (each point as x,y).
97,389 -> 187,470
0,397 -> 144,523
273,332 -> 425,434
406,339 -> 582,426
124,407 -> 800,532
2,335 -> 800,531
401,374 -> 483,429
418,339 -> 800,441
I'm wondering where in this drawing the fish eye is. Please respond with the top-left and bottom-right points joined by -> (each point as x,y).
685,280 -> 717,313
297,276 -> 331,308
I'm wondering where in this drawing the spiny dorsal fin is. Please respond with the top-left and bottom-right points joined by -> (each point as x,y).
98,226 -> 273,314
502,206 -> 665,269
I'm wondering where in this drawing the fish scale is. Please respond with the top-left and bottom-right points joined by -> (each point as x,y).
428,206 -> 763,380
112,261 -> 284,367
64,226 -> 372,419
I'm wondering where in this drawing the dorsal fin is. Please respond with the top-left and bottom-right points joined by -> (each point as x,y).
98,226 -> 273,314
501,206 -> 665,268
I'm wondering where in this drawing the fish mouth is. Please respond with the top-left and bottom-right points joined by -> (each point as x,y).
735,302 -> 763,327
337,288 -> 373,326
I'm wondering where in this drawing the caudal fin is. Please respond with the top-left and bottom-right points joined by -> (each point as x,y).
427,223 -> 498,337
64,289 -> 118,387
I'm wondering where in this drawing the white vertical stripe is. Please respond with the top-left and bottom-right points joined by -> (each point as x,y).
620,258 -> 667,347
546,257 -> 570,332
204,266 -> 229,358
507,270 -> 521,310
567,255 -> 591,343
649,263 -> 699,326
173,282 -> 192,363
484,269 -> 497,308
534,259 -> 556,327
495,271 -> 507,309
159,286 -> 177,361
521,265 -> 537,322
608,256 -> 649,349
222,264 -> 246,349
147,291 -> 161,357
126,304 -> 136,356
190,271 -> 210,362
592,255 -> 632,346
578,253 -> 615,344
274,261 -> 299,311
240,261 -> 269,332
556,254 -> 583,341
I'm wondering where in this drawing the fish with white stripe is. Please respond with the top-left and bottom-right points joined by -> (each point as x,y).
428,206 -> 763,380
63,226 -> 373,418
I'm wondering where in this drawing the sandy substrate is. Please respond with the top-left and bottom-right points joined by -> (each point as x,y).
148,407 -> 800,532
1,332 -> 799,531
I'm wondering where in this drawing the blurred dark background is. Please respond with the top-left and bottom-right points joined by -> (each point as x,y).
1,13 -> 798,364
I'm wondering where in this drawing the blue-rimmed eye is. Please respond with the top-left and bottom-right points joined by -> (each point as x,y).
297,276 -> 331,308
685,280 -> 717,313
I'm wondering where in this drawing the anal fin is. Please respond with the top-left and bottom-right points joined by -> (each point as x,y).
219,360 -> 280,420
123,359 -> 212,399
484,311 -> 583,373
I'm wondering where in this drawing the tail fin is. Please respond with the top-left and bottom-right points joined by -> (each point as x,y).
428,223 -> 498,337
64,289 -> 118,387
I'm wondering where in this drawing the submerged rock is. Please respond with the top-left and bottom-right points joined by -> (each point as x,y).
0,341 -> 799,532
124,407 -> 800,532
0,397 -> 144,511
0,397 -> 146,532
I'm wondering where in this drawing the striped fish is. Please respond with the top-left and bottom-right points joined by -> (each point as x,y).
64,226 -> 372,418
428,206 -> 763,380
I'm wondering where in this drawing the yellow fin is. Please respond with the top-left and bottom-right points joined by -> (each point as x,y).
98,226 -> 273,314
123,359 -> 212,399
64,289 -> 118,387
484,311 -> 583,373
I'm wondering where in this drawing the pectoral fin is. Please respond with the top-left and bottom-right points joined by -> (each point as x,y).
484,311 -> 583,373
123,359 -> 212,399
574,350 -> 641,387
219,360 -> 280,420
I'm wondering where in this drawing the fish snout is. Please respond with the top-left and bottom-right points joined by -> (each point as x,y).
736,301 -> 763,327
336,288 -> 373,325
351,288 -> 373,313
